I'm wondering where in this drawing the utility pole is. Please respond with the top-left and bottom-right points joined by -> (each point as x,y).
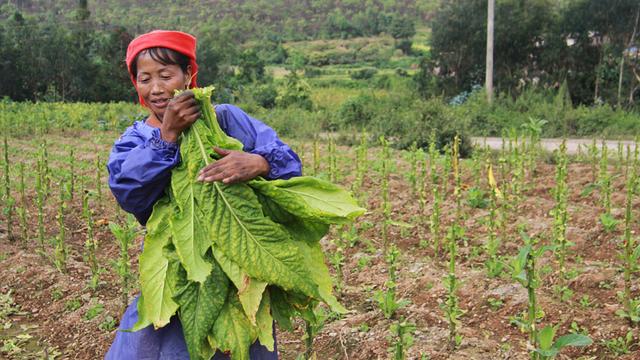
486,0 -> 495,104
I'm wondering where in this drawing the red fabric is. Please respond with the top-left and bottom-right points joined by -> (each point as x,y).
125,30 -> 198,106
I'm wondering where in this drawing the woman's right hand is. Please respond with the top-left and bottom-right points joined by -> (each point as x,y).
160,90 -> 201,142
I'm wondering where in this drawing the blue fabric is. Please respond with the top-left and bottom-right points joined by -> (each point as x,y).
107,104 -> 302,225
105,297 -> 278,360
106,104 -> 300,359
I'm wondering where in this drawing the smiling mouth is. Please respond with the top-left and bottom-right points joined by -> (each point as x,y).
151,99 -> 169,108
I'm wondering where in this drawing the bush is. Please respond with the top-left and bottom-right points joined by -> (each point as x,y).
350,67 -> 378,80
373,74 -> 392,89
276,73 -> 314,111
366,95 -> 473,156
336,94 -> 377,129
407,98 -> 473,157
249,83 -> 278,109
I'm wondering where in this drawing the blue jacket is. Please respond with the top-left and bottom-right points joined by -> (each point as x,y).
105,104 -> 300,359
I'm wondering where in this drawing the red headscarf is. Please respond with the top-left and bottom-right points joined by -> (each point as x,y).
125,30 -> 198,107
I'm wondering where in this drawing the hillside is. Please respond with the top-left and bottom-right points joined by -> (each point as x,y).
2,0 -> 437,41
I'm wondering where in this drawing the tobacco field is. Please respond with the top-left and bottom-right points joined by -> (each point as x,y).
1,105 -> 640,359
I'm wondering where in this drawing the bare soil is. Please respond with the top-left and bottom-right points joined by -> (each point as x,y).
1,132 -> 639,359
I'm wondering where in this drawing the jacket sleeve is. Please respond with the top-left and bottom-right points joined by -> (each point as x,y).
215,104 -> 302,179
107,125 -> 180,225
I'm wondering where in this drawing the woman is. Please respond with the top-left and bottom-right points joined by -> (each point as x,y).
105,30 -> 300,360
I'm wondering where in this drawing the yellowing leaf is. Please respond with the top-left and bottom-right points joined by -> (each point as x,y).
255,291 -> 275,351
213,245 -> 267,325
208,291 -> 257,360
487,163 -> 503,199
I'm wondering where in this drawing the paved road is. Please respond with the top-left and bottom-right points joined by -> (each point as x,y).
472,137 -> 637,155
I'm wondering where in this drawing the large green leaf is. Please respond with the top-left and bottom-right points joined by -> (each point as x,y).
174,259 -> 229,360
553,333 -> 593,349
129,295 -> 152,332
537,325 -> 556,351
268,286 -> 295,331
208,180 -> 320,299
208,290 -> 258,360
213,244 -> 267,325
297,241 -> 346,313
256,191 -> 330,244
255,291 -> 275,351
249,176 -> 365,224
135,197 -> 180,329
170,122 -> 215,283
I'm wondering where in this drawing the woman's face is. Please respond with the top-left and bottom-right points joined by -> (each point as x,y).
135,51 -> 191,122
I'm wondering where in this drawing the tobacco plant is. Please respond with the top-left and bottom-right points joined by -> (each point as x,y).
599,141 -> 617,231
353,131 -> 368,194
95,156 -> 103,206
417,147 -> 427,247
388,319 -> 415,360
82,183 -> 101,290
441,135 -> 465,349
485,160 -> 503,277
380,136 -> 391,251
301,306 -> 330,360
3,135 -> 14,242
40,141 -> 51,198
67,147 -> 75,199
329,241 -> 345,292
374,244 -> 409,319
109,214 -> 139,309
521,117 -> 547,179
441,144 -> 452,197
35,160 -> 46,253
589,138 -> 598,183
552,139 -> 570,277
17,163 -> 27,244
617,141 -> 624,172
510,231 -> 591,359
511,137 -> 525,202
428,134 -> 442,255
600,141 -> 611,214
406,142 -> 418,196
418,147 -> 427,214
470,145 -> 483,188
53,180 -> 69,273
617,145 -> 640,324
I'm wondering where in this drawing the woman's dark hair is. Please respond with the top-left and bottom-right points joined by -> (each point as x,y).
131,47 -> 190,76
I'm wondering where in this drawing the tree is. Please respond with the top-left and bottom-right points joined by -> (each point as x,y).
389,15 -> 416,55
553,0 -> 640,105
430,0 -> 553,97
236,49 -> 266,84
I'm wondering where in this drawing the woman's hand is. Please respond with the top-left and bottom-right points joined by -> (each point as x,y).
160,90 -> 201,142
197,147 -> 270,184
